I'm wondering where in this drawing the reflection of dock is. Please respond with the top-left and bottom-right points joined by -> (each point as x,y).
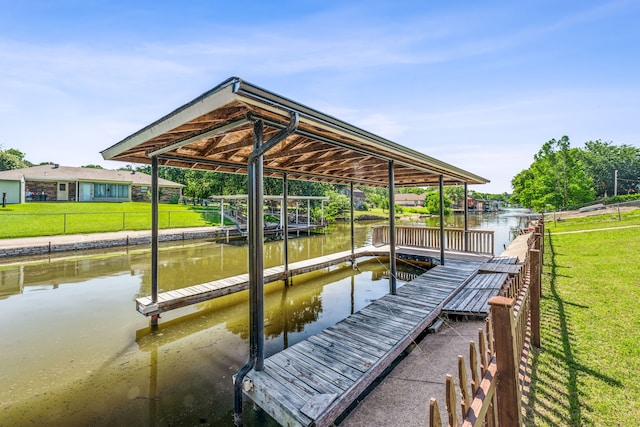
135,246 -> 491,316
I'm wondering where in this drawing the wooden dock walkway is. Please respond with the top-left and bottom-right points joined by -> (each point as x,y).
443,256 -> 521,316
136,246 -> 387,316
241,258 -> 483,427
135,245 -> 492,316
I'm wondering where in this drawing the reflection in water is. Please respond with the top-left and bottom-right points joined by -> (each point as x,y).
0,212 -> 528,426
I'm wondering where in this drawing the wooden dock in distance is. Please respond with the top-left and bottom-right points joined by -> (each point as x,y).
136,247 -> 372,315
135,245 -> 491,316
241,259 -> 483,427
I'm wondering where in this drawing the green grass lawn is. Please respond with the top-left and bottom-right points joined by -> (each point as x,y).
545,208 -> 640,233
0,202 -> 235,238
526,211 -> 640,426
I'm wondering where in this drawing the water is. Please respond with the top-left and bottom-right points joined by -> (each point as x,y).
0,210 -> 530,426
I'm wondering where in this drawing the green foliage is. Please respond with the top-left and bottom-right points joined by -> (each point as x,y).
511,136 -> 595,211
360,187 -> 388,209
424,191 -> 451,215
580,140 -> 640,197
604,193 -> 640,204
444,186 -> 464,207
0,147 -> 30,171
324,190 -> 351,222
82,164 -> 104,169
530,213 -> 640,425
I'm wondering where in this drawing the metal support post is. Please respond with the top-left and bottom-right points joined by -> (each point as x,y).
350,182 -> 356,266
283,173 -> 290,286
464,182 -> 469,252
234,112 -> 298,426
439,175 -> 445,266
151,156 -> 159,327
389,161 -> 397,294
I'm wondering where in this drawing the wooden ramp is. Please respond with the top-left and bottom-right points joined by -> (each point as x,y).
242,259 -> 482,427
443,256 -> 521,316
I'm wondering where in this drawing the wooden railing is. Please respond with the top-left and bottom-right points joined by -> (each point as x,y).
371,225 -> 495,255
429,218 -> 544,426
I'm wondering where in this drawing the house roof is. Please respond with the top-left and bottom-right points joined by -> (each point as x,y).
0,165 -> 183,187
395,193 -> 425,202
101,76 -> 489,188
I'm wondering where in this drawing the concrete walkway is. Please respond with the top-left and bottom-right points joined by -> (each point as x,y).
339,232 -> 533,426
339,320 -> 484,426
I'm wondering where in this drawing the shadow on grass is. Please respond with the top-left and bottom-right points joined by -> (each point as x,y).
525,232 -> 620,426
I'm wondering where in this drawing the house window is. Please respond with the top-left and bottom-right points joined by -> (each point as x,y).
59,183 -> 66,191
92,183 -> 128,200
94,184 -> 106,198
118,185 -> 128,198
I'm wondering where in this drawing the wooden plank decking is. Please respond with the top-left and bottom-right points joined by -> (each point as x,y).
135,246 -> 388,315
242,259 -> 483,427
443,256 -> 520,316
135,245 -> 491,316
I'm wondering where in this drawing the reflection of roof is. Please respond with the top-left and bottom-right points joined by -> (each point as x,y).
0,165 -> 183,187
102,76 -> 488,188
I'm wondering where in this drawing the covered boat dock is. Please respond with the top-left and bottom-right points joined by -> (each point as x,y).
101,76 -> 490,426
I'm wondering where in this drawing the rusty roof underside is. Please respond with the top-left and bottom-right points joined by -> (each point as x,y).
101,77 -> 489,188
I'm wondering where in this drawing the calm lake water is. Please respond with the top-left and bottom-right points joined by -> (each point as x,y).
0,210 -> 530,426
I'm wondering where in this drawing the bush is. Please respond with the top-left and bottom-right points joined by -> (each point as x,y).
169,194 -> 180,204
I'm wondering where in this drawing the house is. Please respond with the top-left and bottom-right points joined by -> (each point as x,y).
0,164 -> 183,204
340,187 -> 367,208
395,193 -> 425,207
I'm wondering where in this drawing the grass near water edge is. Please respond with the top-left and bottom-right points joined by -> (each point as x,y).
526,212 -> 640,426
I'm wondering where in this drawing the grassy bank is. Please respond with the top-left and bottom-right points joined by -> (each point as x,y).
0,202 -> 234,239
526,211 -> 640,425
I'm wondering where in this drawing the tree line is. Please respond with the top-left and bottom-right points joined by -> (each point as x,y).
511,137 -> 640,211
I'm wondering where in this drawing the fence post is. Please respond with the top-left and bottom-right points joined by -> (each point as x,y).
529,248 -> 541,348
488,296 -> 523,427
64,213 -> 67,234
122,212 -> 126,230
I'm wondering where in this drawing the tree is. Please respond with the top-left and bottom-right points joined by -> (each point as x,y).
444,186 -> 464,208
511,136 -> 595,211
82,164 -> 104,169
424,190 -> 451,215
324,190 -> 351,222
0,147 -> 30,171
580,140 -> 640,197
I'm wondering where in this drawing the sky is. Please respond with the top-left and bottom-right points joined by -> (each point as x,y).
1,0 -> 639,193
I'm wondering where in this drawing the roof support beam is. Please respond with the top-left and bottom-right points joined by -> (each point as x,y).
146,117 -> 250,158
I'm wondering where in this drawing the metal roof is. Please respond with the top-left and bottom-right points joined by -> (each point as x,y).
101,77 -> 489,188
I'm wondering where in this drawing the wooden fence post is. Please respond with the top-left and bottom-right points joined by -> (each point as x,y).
529,248 -> 541,348
488,296 -> 523,427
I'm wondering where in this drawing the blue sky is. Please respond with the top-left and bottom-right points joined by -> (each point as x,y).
2,0 -> 639,193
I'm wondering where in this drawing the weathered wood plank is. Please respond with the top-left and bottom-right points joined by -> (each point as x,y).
242,254 -> 486,427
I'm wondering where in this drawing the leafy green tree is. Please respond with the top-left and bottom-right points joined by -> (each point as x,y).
444,186 -> 464,208
511,136 -> 595,211
424,191 -> 451,215
581,140 -> 640,197
324,189 -> 351,222
0,147 -> 30,170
